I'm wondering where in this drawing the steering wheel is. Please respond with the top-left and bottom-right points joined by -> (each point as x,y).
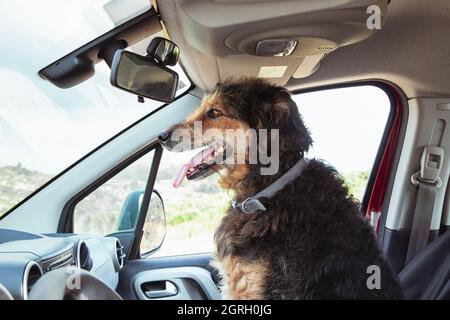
0,283 -> 13,300
28,268 -> 122,300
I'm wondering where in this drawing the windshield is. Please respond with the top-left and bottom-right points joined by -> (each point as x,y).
0,1 -> 190,217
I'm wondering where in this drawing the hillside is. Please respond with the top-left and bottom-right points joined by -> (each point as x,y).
0,163 -> 369,255
0,164 -> 52,215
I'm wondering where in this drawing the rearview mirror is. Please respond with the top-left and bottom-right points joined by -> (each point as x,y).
146,37 -> 180,66
110,50 -> 179,102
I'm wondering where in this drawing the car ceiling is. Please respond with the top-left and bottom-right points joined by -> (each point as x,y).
156,0 -> 450,98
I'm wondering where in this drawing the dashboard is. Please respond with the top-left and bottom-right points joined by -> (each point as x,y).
0,228 -> 125,300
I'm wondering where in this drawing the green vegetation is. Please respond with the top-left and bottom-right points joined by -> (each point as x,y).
342,170 -> 370,200
156,175 -> 230,246
0,163 -> 369,255
0,164 -> 51,216
0,163 -> 369,221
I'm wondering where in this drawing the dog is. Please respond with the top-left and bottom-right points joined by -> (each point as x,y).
158,77 -> 403,299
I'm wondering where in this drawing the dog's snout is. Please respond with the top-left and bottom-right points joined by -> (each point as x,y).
158,130 -> 172,144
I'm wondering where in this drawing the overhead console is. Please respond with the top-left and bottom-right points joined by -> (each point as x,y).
161,0 -> 388,88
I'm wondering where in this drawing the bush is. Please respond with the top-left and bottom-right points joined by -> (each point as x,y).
342,170 -> 369,199
194,181 -> 220,194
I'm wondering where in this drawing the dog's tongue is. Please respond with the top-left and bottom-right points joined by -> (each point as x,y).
172,145 -> 216,188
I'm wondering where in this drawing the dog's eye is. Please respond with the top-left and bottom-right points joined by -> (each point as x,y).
207,108 -> 222,119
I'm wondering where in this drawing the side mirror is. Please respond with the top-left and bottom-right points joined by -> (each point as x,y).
116,189 -> 166,255
110,50 -> 179,102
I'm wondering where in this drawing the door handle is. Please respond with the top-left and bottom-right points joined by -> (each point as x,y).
143,281 -> 178,299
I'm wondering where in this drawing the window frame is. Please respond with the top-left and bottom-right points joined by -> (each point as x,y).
59,142 -> 162,233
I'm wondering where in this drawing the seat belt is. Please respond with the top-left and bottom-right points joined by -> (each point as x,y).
406,146 -> 444,264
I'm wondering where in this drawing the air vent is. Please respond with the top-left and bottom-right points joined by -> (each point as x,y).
76,240 -> 92,270
115,239 -> 126,271
41,249 -> 73,272
23,261 -> 43,300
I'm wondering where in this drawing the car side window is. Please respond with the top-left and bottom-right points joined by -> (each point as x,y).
150,85 -> 392,258
292,85 -> 391,199
73,150 -> 155,236
151,149 -> 230,257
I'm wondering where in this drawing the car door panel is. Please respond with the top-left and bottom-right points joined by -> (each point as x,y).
117,253 -> 221,300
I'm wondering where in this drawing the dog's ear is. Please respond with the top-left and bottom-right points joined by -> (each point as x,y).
260,89 -> 291,129
285,98 -> 313,152
261,90 -> 312,152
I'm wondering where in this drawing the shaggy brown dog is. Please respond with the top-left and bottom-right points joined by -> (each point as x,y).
158,77 -> 402,299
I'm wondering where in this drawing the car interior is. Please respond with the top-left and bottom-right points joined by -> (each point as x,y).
0,0 -> 449,300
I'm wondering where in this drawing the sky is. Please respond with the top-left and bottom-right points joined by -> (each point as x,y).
0,0 -> 390,177
0,0 -> 187,174
294,86 -> 390,173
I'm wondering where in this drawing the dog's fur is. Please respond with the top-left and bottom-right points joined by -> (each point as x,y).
162,77 -> 403,299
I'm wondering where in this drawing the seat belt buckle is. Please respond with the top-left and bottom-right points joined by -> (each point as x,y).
411,146 -> 444,187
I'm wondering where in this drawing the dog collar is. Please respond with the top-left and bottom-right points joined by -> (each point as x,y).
231,158 -> 310,214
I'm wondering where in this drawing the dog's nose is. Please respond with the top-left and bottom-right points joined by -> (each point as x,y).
158,130 -> 172,144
